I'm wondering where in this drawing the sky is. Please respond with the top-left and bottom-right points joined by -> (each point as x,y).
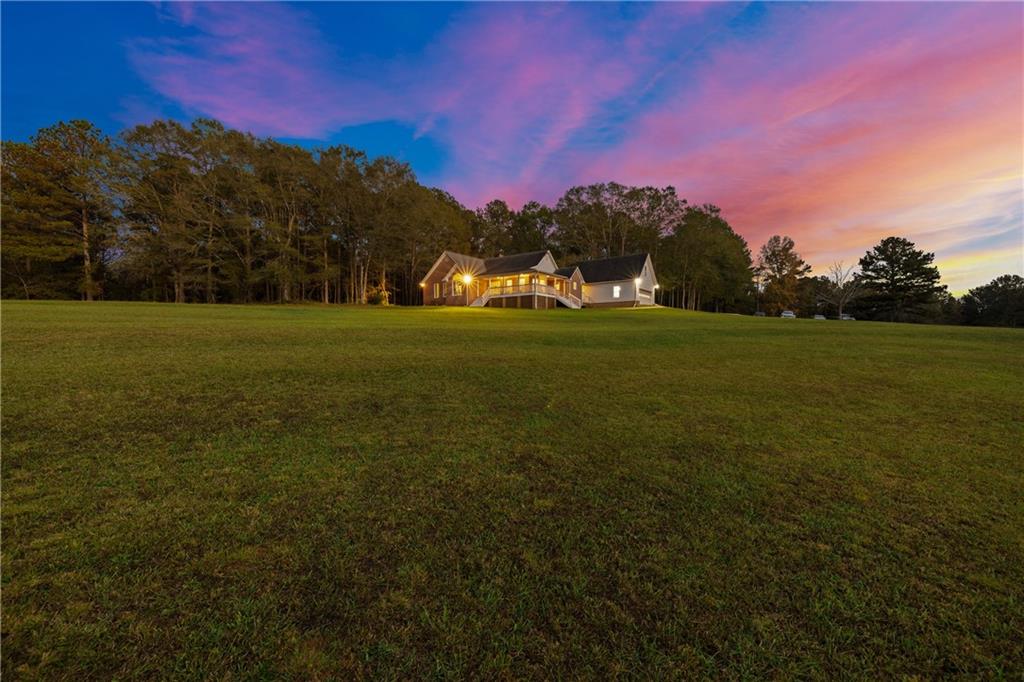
2,2 -> 1022,293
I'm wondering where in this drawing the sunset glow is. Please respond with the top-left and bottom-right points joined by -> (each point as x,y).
3,1 -> 1021,292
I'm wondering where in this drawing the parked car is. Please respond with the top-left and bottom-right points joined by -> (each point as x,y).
840,314 -> 856,321
780,310 -> 796,318
754,311 -> 766,317
813,314 -> 826,320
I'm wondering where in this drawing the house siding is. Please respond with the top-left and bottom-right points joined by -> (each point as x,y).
420,250 -> 653,309
421,254 -> 488,306
568,270 -> 585,302
584,280 -> 637,306
582,256 -> 657,307
421,254 -> 454,305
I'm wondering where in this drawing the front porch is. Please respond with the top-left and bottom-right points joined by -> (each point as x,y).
420,250 -> 585,308
470,273 -> 582,309
468,276 -> 577,307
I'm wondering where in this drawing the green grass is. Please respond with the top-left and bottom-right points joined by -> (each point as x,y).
3,301 -> 1022,679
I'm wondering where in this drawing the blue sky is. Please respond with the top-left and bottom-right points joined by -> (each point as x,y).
2,2 -> 456,175
3,2 -> 1022,292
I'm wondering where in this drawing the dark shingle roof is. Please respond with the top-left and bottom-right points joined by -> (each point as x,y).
443,251 -> 485,273
481,251 -> 550,276
575,253 -> 649,283
553,266 -> 579,277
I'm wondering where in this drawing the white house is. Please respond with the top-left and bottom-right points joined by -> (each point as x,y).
421,250 -> 657,309
574,253 -> 658,307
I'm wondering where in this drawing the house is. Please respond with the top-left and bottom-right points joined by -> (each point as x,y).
573,253 -> 658,308
419,250 -> 657,309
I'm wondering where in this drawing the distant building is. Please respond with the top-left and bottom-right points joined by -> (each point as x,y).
420,250 -> 657,309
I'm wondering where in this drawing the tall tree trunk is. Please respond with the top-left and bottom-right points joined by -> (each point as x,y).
206,221 -> 215,304
349,251 -> 357,303
322,238 -> 330,304
173,269 -> 185,304
18,258 -> 31,299
81,207 -> 94,301
299,238 -> 306,302
360,262 -> 368,304
242,222 -> 252,303
339,240 -> 348,301
282,215 -> 295,303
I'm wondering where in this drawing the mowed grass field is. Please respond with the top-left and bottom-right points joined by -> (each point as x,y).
2,301 -> 1022,679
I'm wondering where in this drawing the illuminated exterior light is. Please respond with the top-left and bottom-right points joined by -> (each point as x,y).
419,282 -> 425,288
462,273 -> 473,285
654,284 -> 660,289
634,277 -> 642,285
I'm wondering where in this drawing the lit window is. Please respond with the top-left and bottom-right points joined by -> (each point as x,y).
573,281 -> 578,290
433,283 -> 440,299
613,285 -> 621,298
455,282 -> 463,295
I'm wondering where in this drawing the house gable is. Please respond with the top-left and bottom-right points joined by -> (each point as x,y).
422,247 -> 656,308
421,251 -> 456,286
576,253 -> 658,307
534,252 -> 558,275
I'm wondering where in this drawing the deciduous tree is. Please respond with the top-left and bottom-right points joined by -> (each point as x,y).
961,274 -> 1024,327
10,121 -> 121,300
756,235 -> 810,315
818,261 -> 864,318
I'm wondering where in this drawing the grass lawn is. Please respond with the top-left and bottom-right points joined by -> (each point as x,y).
2,301 -> 1022,679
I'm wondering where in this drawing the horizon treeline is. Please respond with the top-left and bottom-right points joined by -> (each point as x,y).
2,118 -> 1021,326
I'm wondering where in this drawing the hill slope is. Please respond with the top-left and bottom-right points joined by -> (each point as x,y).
3,302 -> 1022,677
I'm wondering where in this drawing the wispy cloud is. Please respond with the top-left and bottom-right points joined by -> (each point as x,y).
128,2 -> 390,136
125,1 -> 1023,289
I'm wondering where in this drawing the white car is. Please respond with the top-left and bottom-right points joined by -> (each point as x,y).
813,314 -> 826,320
840,314 -> 856,321
780,310 -> 796,319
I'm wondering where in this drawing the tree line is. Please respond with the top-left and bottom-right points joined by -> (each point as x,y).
753,235 -> 1022,326
3,118 -> 1021,327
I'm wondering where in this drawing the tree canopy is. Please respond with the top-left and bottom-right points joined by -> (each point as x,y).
1,119 -> 755,311
756,235 -> 811,315
854,236 -> 944,322
961,274 -> 1024,328
2,117 -> 1013,327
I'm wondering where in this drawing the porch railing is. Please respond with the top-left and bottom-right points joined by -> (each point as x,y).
477,283 -> 581,307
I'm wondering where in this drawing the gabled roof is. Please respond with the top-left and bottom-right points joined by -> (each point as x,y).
575,253 -> 650,283
422,249 -> 554,284
444,251 -> 485,273
425,249 -> 656,286
420,250 -> 484,284
481,250 -> 550,276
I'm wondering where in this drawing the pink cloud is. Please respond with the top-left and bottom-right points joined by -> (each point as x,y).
129,2 -> 391,136
125,2 -> 1022,289
584,3 -> 1023,284
401,4 -> 643,205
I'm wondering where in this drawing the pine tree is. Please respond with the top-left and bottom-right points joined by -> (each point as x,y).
856,237 -> 943,322
1,142 -> 80,298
